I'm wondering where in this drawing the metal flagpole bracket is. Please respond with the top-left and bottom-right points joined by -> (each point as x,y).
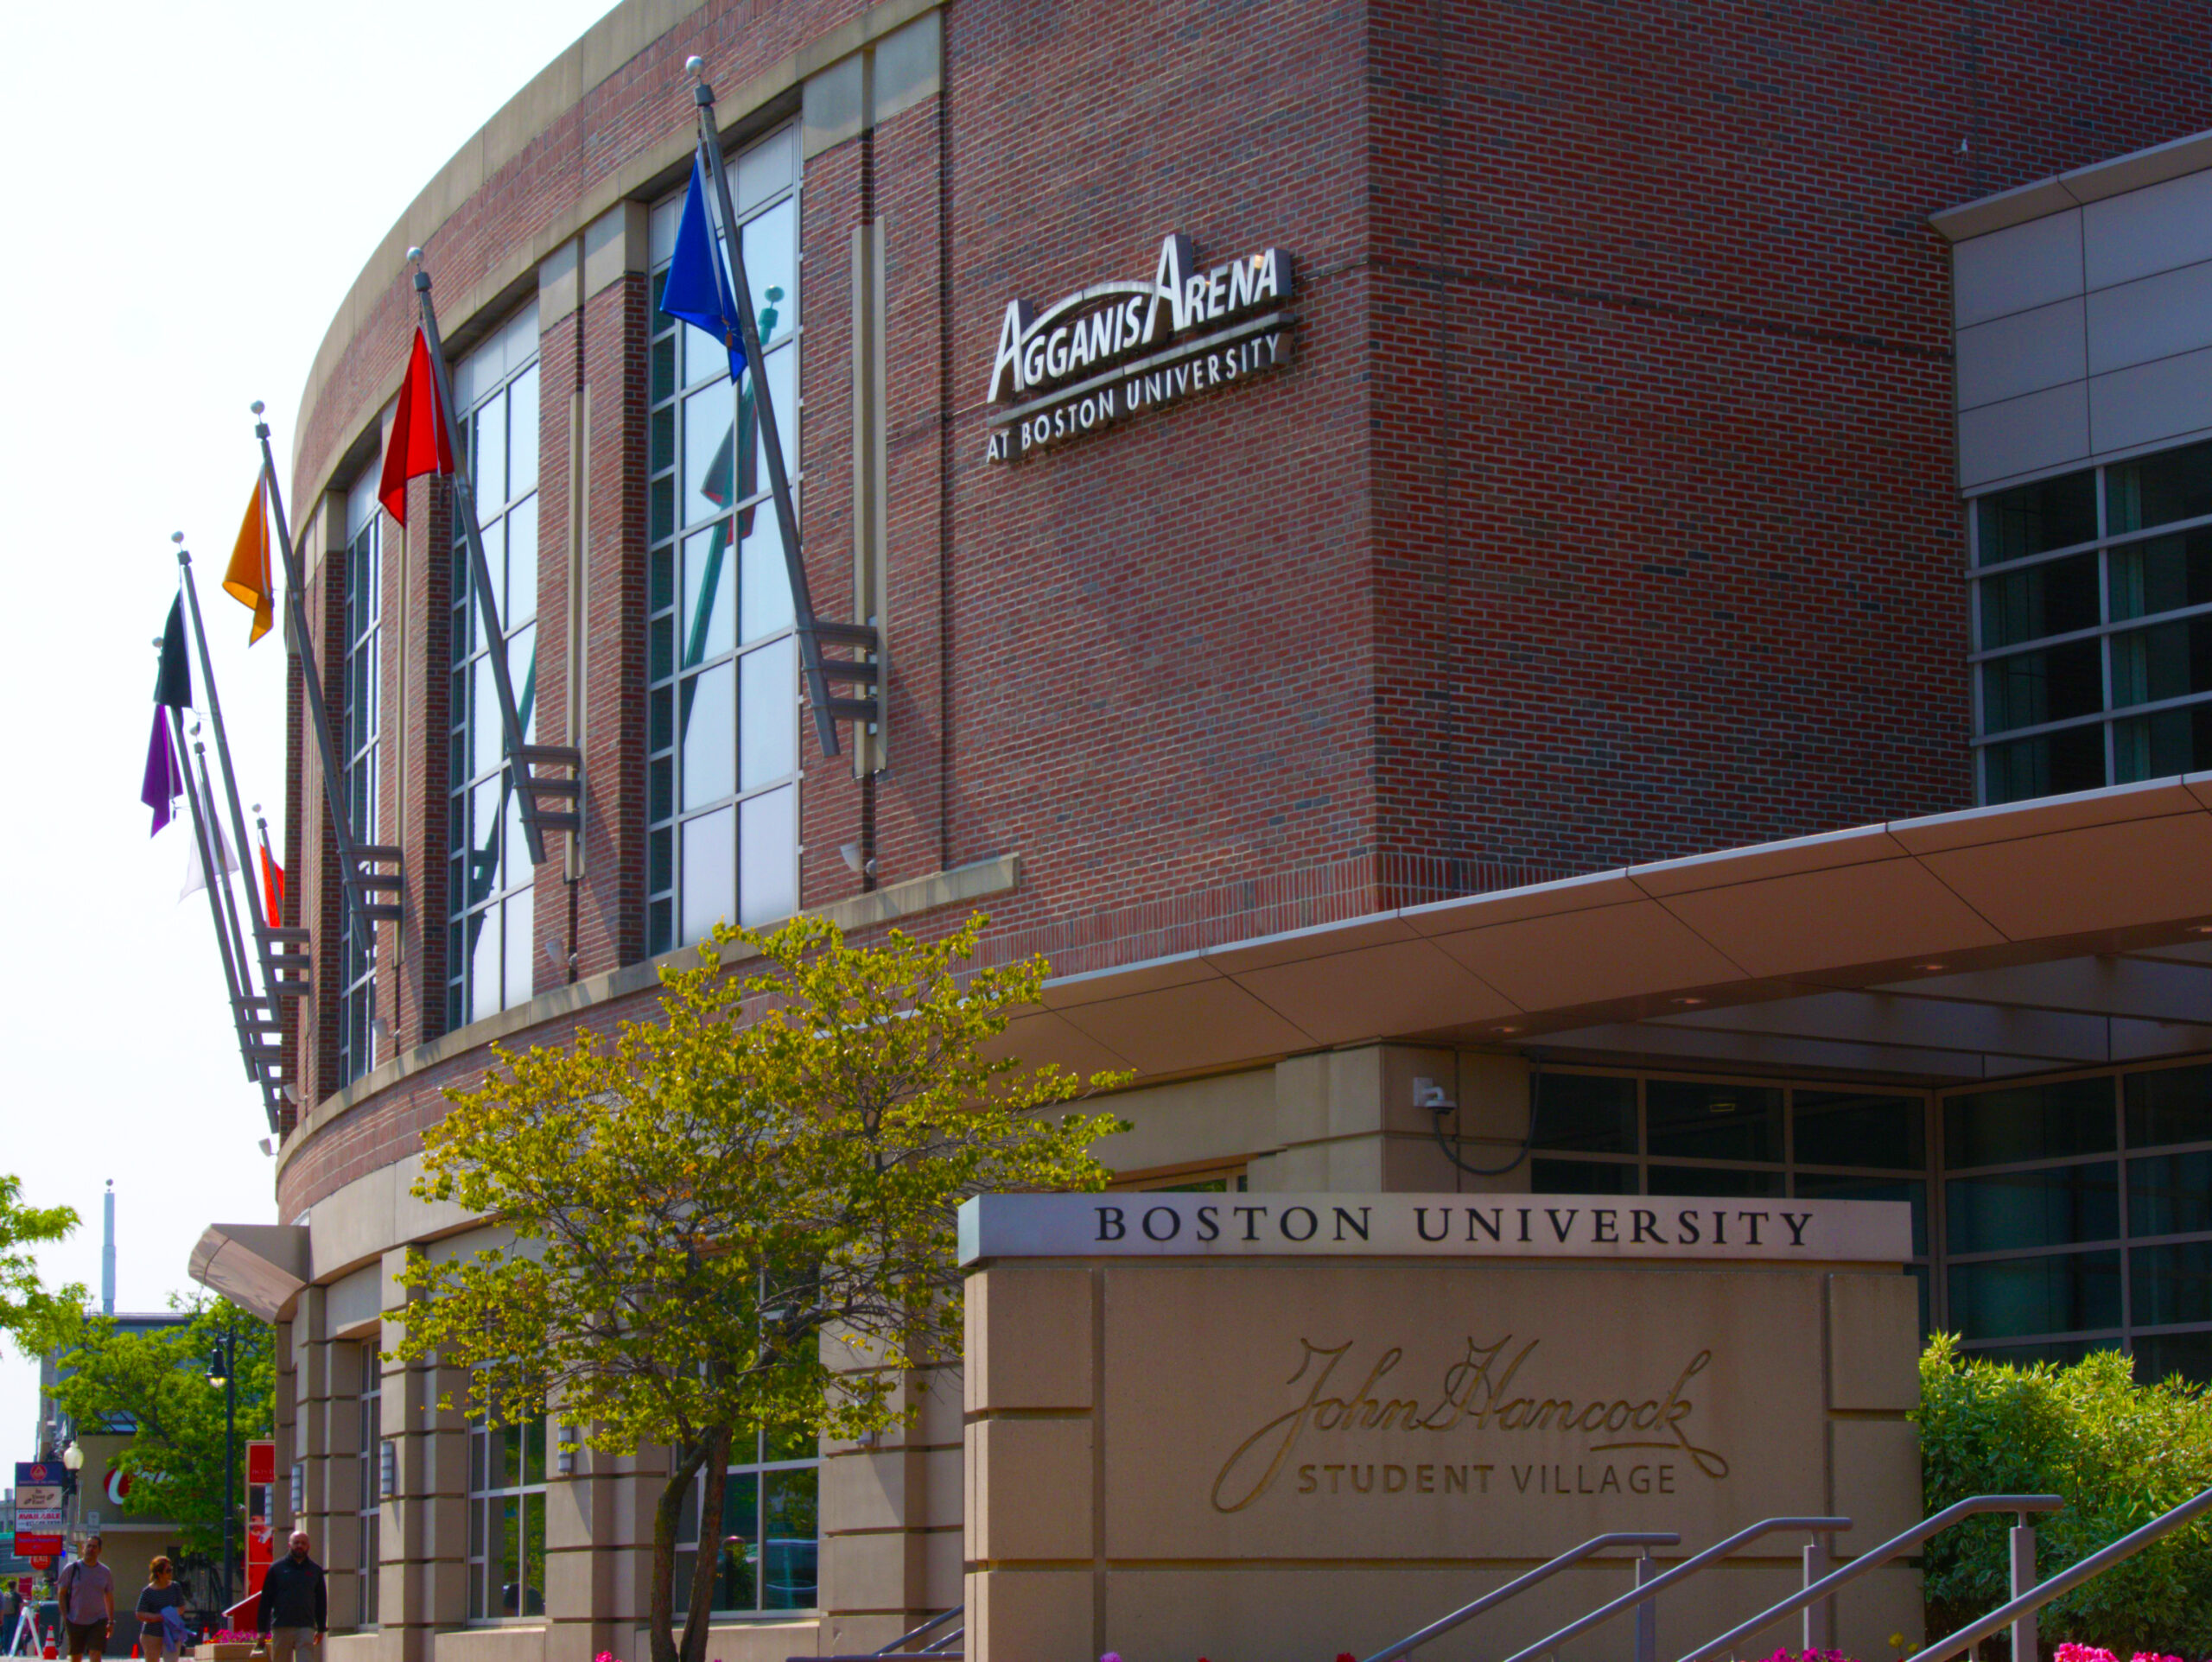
253,404 -> 403,966
405,267 -> 581,868
690,72 -> 877,758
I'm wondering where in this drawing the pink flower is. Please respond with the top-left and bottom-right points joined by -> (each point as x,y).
2055,1646 -> 2119,1662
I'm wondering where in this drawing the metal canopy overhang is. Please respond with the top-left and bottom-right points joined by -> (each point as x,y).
188,1222 -> 310,1322
1012,777 -> 2212,1088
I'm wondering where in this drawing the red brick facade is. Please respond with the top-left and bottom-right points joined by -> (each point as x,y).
273,0 -> 2212,1214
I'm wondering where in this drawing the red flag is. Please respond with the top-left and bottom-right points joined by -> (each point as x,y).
260,847 -> 287,926
377,327 -> 453,524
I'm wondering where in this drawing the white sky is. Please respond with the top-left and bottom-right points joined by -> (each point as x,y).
0,0 -> 620,1458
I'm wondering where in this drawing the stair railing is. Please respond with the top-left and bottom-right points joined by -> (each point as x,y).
1358,1532 -> 1681,1662
1499,1516 -> 1848,1662
1678,1495 -> 2062,1662
1910,1483 -> 2212,1662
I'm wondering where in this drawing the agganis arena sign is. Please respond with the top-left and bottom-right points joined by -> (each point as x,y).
983,232 -> 1294,461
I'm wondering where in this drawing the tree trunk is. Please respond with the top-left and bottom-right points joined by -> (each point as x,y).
649,1435 -> 713,1662
679,1424 -> 735,1662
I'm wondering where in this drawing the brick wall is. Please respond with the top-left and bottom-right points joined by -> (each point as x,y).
276,0 -> 2212,1215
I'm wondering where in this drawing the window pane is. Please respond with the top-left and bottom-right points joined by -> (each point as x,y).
503,891 -> 533,1012
682,524 -> 736,670
1945,1164 -> 2119,1254
520,1491 -> 545,1619
2130,1151 -> 2212,1238
497,1497 -> 520,1617
1792,1174 -> 1929,1258
507,501 -> 539,625
752,346 -> 797,498
739,505 -> 795,644
2126,1063 -> 2212,1149
684,383 -> 736,527
739,636 -> 798,791
469,908 -> 502,1028
1945,1076 -> 2116,1168
2112,704 -> 2212,783
715,1470 -> 760,1613
1646,1165 -> 1784,1198
743,197 -> 798,345
1980,554 -> 2100,649
1980,641 -> 2103,732
681,662 -> 737,810
681,805 -> 736,944
1529,1073 -> 1636,1153
1646,1081 -> 1783,1163
1962,1337 -> 2102,1370
763,1424 -> 815,1463
1982,725 -> 2106,802
739,785 -> 798,926
2133,1329 -> 2212,1386
1948,1250 -> 2121,1340
761,1467 -> 818,1610
2111,617 -> 2212,707
2108,438 -> 2212,534
476,396 -> 507,511
2133,1241 -> 2212,1329
1793,1091 -> 1924,1170
2108,526 -> 2212,620
1529,1157 -> 1637,1195
1976,470 -> 2096,563
510,366 -> 540,500
473,655 -> 503,778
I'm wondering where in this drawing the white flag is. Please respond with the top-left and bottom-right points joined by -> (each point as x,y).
181,815 -> 238,902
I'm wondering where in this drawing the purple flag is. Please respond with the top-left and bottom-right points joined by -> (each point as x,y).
141,707 -> 181,836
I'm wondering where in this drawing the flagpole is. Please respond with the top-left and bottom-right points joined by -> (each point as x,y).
190,726 -> 260,1047
169,701 -> 254,1086
173,536 -> 279,984
252,406 -> 394,954
689,62 -> 846,759
403,260 -> 556,869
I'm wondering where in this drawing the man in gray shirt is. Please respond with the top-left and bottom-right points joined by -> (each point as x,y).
57,1536 -> 114,1661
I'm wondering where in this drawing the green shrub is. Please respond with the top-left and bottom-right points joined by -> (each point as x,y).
1916,1335 -> 2212,1656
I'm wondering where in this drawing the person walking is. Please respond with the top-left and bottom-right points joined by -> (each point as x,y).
256,1532 -> 324,1662
55,1538 -> 112,1662
131,1561 -> 184,1662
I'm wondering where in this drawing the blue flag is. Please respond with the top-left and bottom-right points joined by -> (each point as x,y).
660,156 -> 747,385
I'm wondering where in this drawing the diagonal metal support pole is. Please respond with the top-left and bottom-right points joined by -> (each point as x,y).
175,539 -> 287,1022
405,263 -> 562,868
691,68 -> 855,759
170,701 -> 255,1088
254,408 -> 398,955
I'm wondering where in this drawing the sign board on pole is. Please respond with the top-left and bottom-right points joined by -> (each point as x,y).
245,1439 -> 275,1589
12,1464 -> 62,1557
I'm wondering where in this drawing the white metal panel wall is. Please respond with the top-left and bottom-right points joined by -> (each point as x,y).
1953,168 -> 2212,487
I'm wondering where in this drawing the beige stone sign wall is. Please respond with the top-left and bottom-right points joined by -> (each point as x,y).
966,1234 -> 1922,1662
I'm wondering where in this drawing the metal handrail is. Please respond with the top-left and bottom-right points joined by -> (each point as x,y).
1910,1484 -> 2212,1662
1358,1532 -> 1681,1662
876,1609 -> 961,1655
1499,1517 -> 1849,1662
1678,1495 -> 2062,1662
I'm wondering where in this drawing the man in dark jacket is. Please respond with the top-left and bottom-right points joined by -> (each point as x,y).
257,1532 -> 326,1662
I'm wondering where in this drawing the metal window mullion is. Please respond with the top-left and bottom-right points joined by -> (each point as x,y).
1968,593 -> 2212,663
1946,1237 -> 2126,1266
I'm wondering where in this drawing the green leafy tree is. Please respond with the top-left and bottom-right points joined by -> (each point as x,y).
393,914 -> 1127,1662
0,1174 -> 81,1346
1917,1333 -> 2212,1654
33,1296 -> 276,1566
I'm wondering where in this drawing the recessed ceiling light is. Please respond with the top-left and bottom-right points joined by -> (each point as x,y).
1495,1024 -> 1522,1034
1675,996 -> 1704,1006
1918,962 -> 1947,972
2194,925 -> 2212,935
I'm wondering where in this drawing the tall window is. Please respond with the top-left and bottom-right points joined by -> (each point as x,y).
339,470 -> 382,1084
466,1416 -> 545,1621
355,1344 -> 380,1627
645,124 -> 802,956
1971,438 -> 2212,802
1942,1064 -> 2212,1380
447,306 -> 542,1029
671,1425 -> 819,1615
1528,1071 -> 1933,1329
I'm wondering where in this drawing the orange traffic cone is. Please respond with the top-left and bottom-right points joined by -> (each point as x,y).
41,1642 -> 54,1659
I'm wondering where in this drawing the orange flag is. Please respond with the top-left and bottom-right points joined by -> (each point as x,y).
223,475 -> 276,644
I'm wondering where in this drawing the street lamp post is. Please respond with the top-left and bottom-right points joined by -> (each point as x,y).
208,1316 -> 237,1608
